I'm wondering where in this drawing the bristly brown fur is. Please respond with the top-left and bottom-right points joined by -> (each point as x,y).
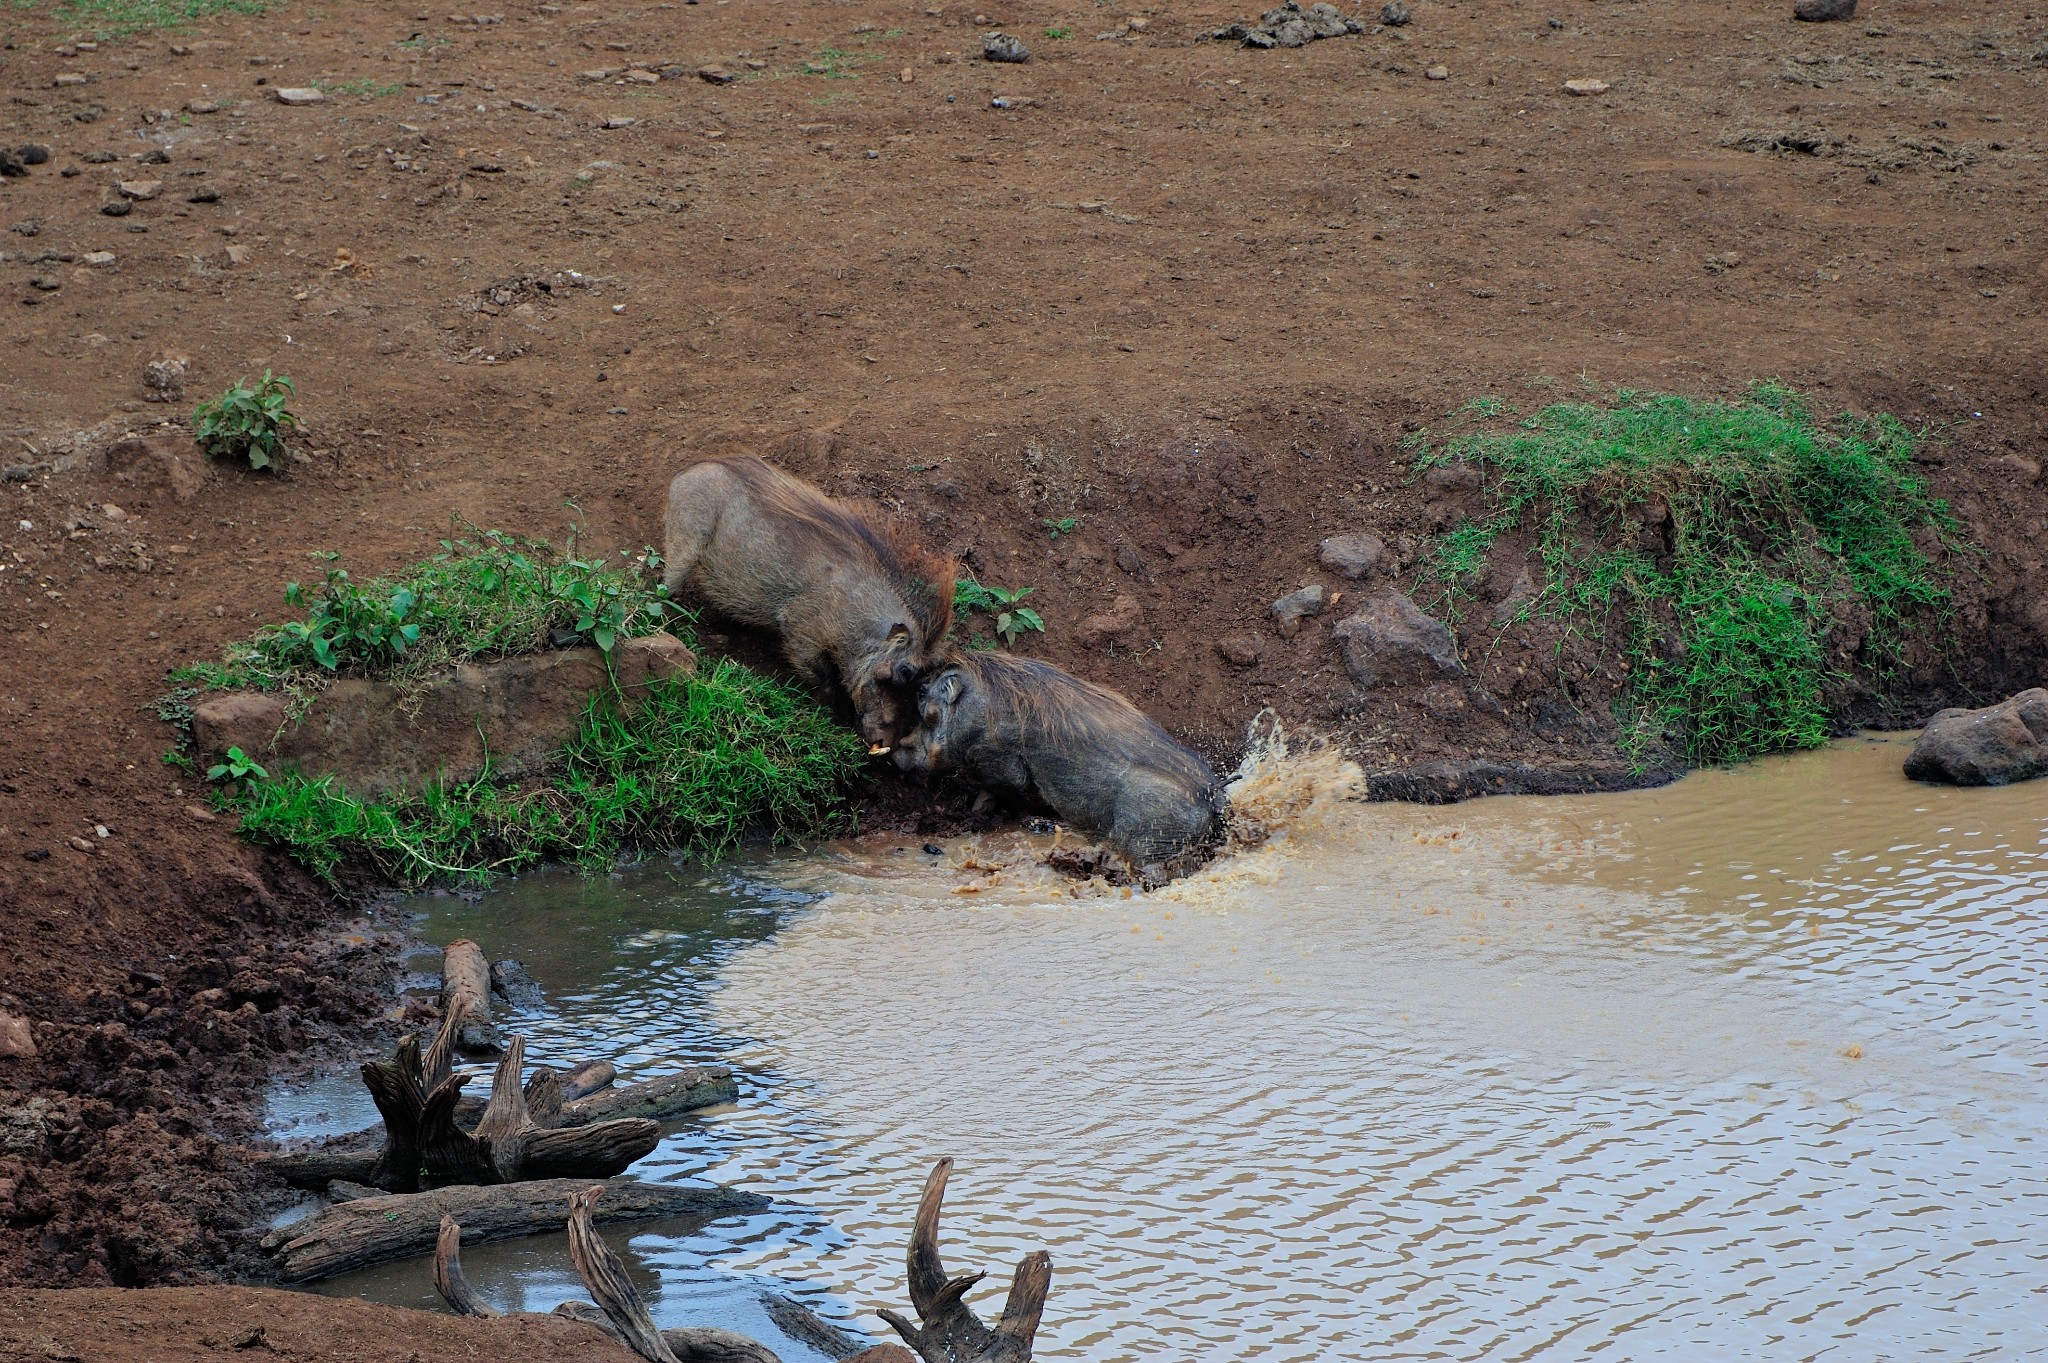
722,457 -> 956,648
957,652 -> 1215,789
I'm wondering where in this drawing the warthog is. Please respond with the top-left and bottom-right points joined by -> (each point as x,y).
894,651 -> 1226,883
662,456 -> 955,744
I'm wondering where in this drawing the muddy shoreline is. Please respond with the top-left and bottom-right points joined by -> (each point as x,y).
4,0 -> 2046,1353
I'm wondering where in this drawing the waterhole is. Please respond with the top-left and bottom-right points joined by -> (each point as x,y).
273,732 -> 2048,1360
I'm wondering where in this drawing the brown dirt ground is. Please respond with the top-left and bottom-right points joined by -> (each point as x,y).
3,0 -> 2046,1352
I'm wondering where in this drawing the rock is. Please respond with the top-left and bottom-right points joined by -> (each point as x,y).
224,243 -> 253,266
187,186 -> 221,204
696,65 -> 735,84
1114,544 -> 1150,578
17,144 -> 49,166
1217,634 -> 1264,668
602,116 -> 638,129
1318,531 -> 1387,580
1270,584 -> 1327,639
1379,1 -> 1412,24
1425,65 -> 1449,80
1331,591 -> 1463,688
1792,0 -> 1855,19
1421,462 -> 1483,501
28,274 -> 61,291
982,31 -> 1031,62
54,73 -> 88,87
189,648 -> 696,799
81,250 -> 116,267
185,99 -> 220,114
273,87 -> 325,105
0,1010 -> 35,1060
99,199 -> 131,217
1903,689 -> 2048,786
191,692 -> 288,759
142,355 -> 189,403
1074,593 -> 1143,648
488,958 -> 545,1009
1563,78 -> 1610,96
614,630 -> 697,695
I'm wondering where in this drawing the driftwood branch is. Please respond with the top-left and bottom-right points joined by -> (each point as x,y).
434,1214 -> 500,1318
877,1159 -> 1051,1363
267,1176 -> 769,1283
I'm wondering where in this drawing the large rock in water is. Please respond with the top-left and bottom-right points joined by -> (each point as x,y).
189,633 -> 695,798
1331,591 -> 1463,688
1903,689 -> 2048,786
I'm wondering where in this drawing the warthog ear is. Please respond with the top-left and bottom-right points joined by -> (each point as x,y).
887,622 -> 912,644
931,669 -> 965,705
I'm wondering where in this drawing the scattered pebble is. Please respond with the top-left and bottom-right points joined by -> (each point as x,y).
1380,0 -> 1412,24
81,251 -> 116,267
116,179 -> 163,201
696,65 -> 735,84
273,87 -> 325,105
185,99 -> 220,114
54,73 -> 88,87
1793,0 -> 1856,19
1563,77 -> 1610,96
1425,64 -> 1449,80
602,116 -> 638,129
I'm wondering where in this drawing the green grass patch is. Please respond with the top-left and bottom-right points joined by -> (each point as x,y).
1411,383 -> 1958,765
51,0 -> 270,38
226,665 -> 865,887
170,526 -> 674,712
315,77 -> 401,98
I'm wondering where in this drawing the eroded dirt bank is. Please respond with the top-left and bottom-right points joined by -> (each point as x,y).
3,0 -> 2046,1349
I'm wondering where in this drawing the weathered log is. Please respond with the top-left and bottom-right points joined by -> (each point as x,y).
434,1214 -> 497,1317
559,1068 -> 739,1127
260,1065 -> 731,1190
442,938 -> 503,1053
762,1293 -> 869,1361
267,1176 -> 768,1282
878,1159 -> 1051,1363
561,1058 -> 618,1100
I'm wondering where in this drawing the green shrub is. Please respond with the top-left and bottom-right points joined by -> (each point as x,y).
1411,383 -> 1958,765
955,577 -> 1045,648
225,665 -> 864,887
172,527 -> 674,704
193,370 -> 300,470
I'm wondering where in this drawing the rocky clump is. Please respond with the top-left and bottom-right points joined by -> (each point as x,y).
1793,0 -> 1856,20
1270,583 -> 1328,639
982,32 -> 1031,63
1331,590 -> 1462,688
1902,689 -> 2048,786
1318,531 -> 1387,580
1213,2 -> 1364,48
190,633 -> 696,798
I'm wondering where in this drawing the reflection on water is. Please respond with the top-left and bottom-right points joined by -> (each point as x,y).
278,734 -> 2048,1361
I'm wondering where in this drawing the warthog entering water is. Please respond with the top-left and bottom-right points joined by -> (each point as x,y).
662,456 -> 956,744
895,652 -> 1226,884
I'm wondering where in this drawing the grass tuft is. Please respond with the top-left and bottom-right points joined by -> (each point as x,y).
226,665 -> 865,887
52,0 -> 271,38
1412,383 -> 1957,765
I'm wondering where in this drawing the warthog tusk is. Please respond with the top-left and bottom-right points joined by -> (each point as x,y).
869,743 -> 892,756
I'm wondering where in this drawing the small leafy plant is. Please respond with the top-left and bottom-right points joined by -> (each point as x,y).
193,370 -> 301,470
206,745 -> 269,783
1043,516 -> 1079,540
955,577 -> 1045,648
1045,26 -> 1073,39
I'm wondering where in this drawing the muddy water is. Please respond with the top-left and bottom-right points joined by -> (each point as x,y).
275,733 -> 2048,1361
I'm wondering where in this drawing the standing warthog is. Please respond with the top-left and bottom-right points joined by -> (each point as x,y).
894,651 -> 1226,884
662,456 -> 955,744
